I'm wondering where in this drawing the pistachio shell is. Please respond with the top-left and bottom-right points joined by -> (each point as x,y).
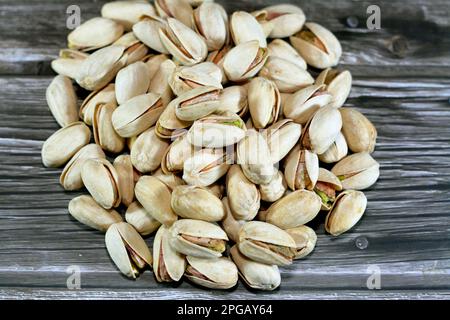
79,83 -> 116,125
340,108 -> 377,153
263,119 -> 301,163
155,0 -> 194,28
148,59 -> 176,107
46,75 -> 78,127
115,61 -> 150,105
248,77 -> 280,129
258,170 -> 287,202
132,15 -> 169,54
221,197 -> 246,243
183,148 -> 230,187
267,39 -> 306,69
284,146 -> 319,191
262,4 -> 305,38
144,54 -> 170,82
130,127 -> 169,173
174,86 -> 222,121
314,168 -> 342,210
241,163 -> 276,185
230,11 -> 267,48
51,49 -> 88,79
153,168 -> 186,191
318,131 -> 348,163
331,152 -> 380,190
315,68 -> 352,108
185,256 -> 238,289
156,96 -> 192,139
206,45 -> 231,84
161,133 -> 196,174
113,32 -> 149,65
101,1 -> 156,30
192,2 -> 229,51
113,155 -> 134,206
92,102 -> 125,154
169,62 -> 223,96
125,201 -> 161,236
217,85 -> 248,116
285,225 -> 317,259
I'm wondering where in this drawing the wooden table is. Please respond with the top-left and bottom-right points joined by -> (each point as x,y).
1,0 -> 449,299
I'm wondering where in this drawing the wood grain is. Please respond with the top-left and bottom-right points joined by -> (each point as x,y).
0,0 -> 449,299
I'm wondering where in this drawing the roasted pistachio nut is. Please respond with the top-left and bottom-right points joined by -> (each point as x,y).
193,2 -> 229,51
325,190 -> 367,236
230,11 -> 267,48
283,84 -> 332,125
248,77 -> 280,129
60,144 -> 105,190
226,165 -> 260,221
69,195 -> 123,232
183,148 -> 231,187
340,108 -> 377,153
132,15 -> 169,54
318,131 -> 348,163
92,102 -> 125,154
217,85 -> 248,116
168,219 -> 228,258
171,185 -> 225,222
125,201 -> 161,236
79,83 -> 116,126
259,4 -> 305,38
331,152 -> 380,190
113,32 -> 149,65
300,105 -> 342,155
314,168 -> 342,210
285,225 -> 317,259
46,75 -> 78,127
156,96 -> 192,139
169,62 -> 223,97
284,146 -> 319,191
240,163 -> 276,185
259,56 -> 314,93
130,127 -> 169,173
188,113 -> 246,148
207,182 -> 225,200
149,59 -> 176,108
238,221 -> 296,266
68,17 -> 124,51
221,197 -> 246,243
207,45 -> 231,84
267,39 -> 306,69
101,1 -> 156,30
51,49 -> 88,79
113,155 -> 134,206
144,54 -> 169,82
315,68 -> 352,108
153,168 -> 186,191
263,119 -> 301,163
105,222 -> 152,278
185,256 -> 238,289
135,175 -> 178,226
230,245 -> 280,291
251,10 -> 275,38
259,170 -> 287,202
115,61 -> 150,105
159,18 -> 208,66
76,45 -> 127,91
290,22 -> 342,69
81,158 -> 121,209
161,133 -> 196,174
112,93 -> 164,138
175,86 -> 222,121
153,225 -> 186,282
266,189 -> 321,229
155,0 -> 194,28
41,121 -> 91,168
223,40 -> 269,82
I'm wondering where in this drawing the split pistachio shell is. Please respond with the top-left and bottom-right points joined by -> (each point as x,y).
318,131 -> 348,163
230,245 -> 280,291
283,84 -> 332,124
185,256 -> 238,289
144,54 -> 169,82
51,49 -> 88,79
46,75 -> 78,127
68,195 -> 122,232
155,0 -> 194,28
331,152 -> 380,190
285,225 -> 317,259
115,61 -> 150,105
259,170 -> 287,202
153,168 -> 186,191
125,201 -> 161,236
259,56 -> 314,93
79,83 -> 116,126
60,144 -> 105,190
132,15 -> 169,54
226,165 -> 260,221
261,4 -> 305,38
130,127 -> 169,173
290,22 -> 342,69
171,185 -> 225,222
161,133 -> 196,174
41,121 -> 91,168
325,190 -> 367,236
153,225 -> 186,282
76,45 -> 127,91
159,18 -> 208,66
300,105 -> 342,154
156,95 -> 192,139
148,59 -> 176,107
238,221 -> 296,266
81,158 -> 121,209
221,197 -> 246,243
135,175 -> 178,226
230,11 -> 267,48
101,1 -> 156,30
187,113 -> 246,148
263,119 -> 301,163
68,17 -> 124,51
284,146 -> 319,191
193,2 -> 229,51
266,189 -> 322,229
267,39 -> 306,69
207,45 -> 231,84
113,155 -> 134,206
315,68 -> 352,108
340,108 -> 377,153
113,32 -> 149,65
241,163 -> 276,185
92,102 -> 125,154
183,148 -> 230,187
105,222 -> 152,278
248,77 -> 280,129
168,219 -> 228,258
206,182 -> 225,200
223,40 -> 269,82
112,93 -> 164,138
217,85 -> 248,116
314,168 -> 343,210
174,86 -> 222,121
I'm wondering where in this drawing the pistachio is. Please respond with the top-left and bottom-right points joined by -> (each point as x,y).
331,152 -> 380,190
156,95 -> 192,139
92,102 -> 125,154
115,61 -> 150,105
267,39 -> 306,69
251,10 -> 275,38
69,195 -> 122,232
221,197 -> 246,243
325,190 -> 367,236
185,256 -> 238,289
259,170 -> 287,202
148,59 -> 176,107
314,168 -> 343,210
105,222 -> 152,278
318,131 -> 348,163
113,32 -> 149,65
241,163 -> 276,185
217,85 -> 248,117
79,83 -> 116,126
285,225 -> 317,259
263,119 -> 301,163
206,182 -> 225,200
315,68 -> 352,108
132,14 -> 169,54
113,155 -> 135,206
51,49 -> 88,79
340,108 -> 377,153
153,167 -> 186,191
143,54 -> 170,82
161,133 -> 196,174
101,1 -> 156,30
175,86 -> 222,121
248,77 -> 280,129
155,0 -> 194,28
206,45 -> 232,84
259,4 -> 306,38
125,201 -> 161,236
284,146 -> 319,191
46,75 -> 78,127
130,127 -> 169,173
230,11 -> 267,48
168,219 -> 228,258
193,2 -> 229,51
41,121 -> 91,168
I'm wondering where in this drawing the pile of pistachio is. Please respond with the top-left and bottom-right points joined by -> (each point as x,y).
42,0 -> 379,290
